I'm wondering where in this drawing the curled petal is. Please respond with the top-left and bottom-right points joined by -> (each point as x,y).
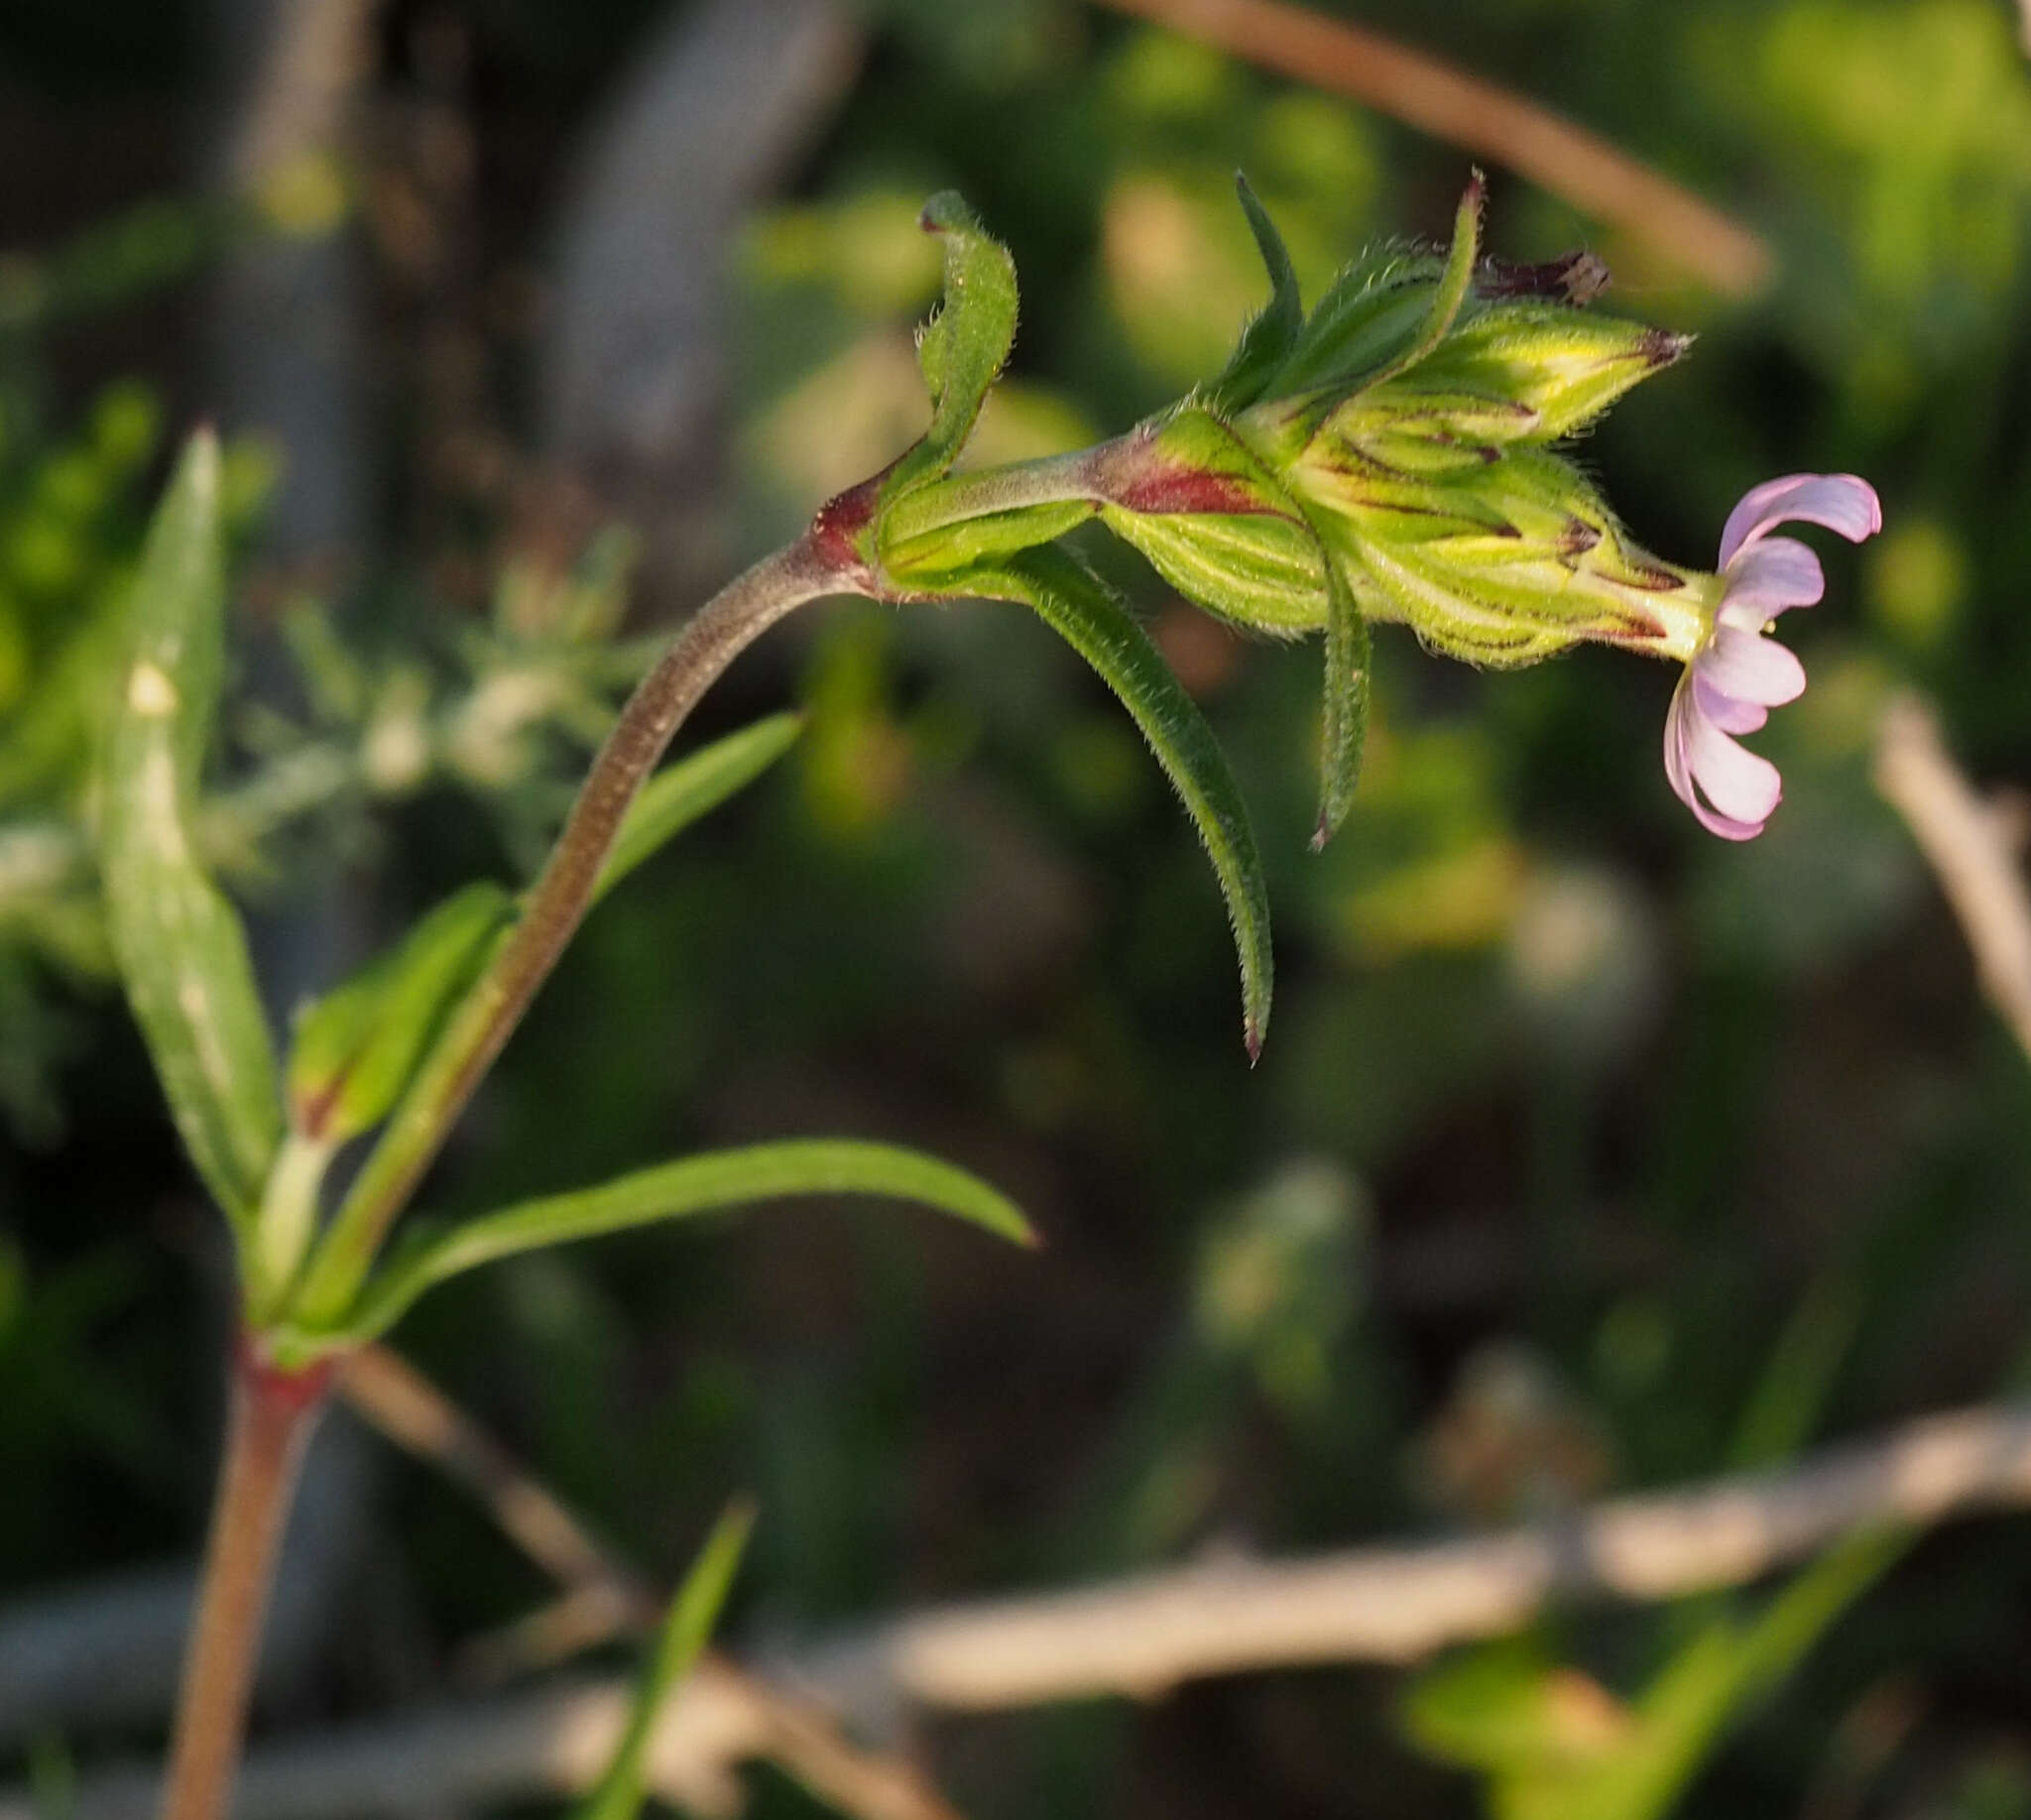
1665,674 -> 1765,838
1697,624 -> 1806,707
1718,473 -> 1882,567
1694,672 -> 1768,735
1687,707 -> 1782,829
1664,672 -> 1697,809
1720,537 -> 1824,619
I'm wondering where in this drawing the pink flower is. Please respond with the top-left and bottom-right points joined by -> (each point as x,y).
1664,474 -> 1883,840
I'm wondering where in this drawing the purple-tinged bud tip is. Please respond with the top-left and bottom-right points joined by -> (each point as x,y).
1640,327 -> 1695,367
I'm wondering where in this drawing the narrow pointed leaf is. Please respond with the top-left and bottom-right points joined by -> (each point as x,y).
885,190 -> 1019,497
1311,537 -> 1372,847
1365,172 -> 1485,394
288,881 -> 516,1144
591,712 -> 802,908
324,1140 -> 1033,1348
575,1500 -> 756,1820
101,430 -> 282,1230
970,546 -> 1273,1059
1203,174 -> 1305,414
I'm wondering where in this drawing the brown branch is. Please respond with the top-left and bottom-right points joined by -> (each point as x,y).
0,1659 -> 958,1820
827,1399 -> 2031,1705
1086,0 -> 1772,297
13,1400 -> 2030,1820
340,1344 -> 651,1614
1874,691 -> 2031,1063
339,1344 -> 960,1819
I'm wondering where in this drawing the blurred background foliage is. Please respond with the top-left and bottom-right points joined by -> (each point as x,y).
5,1 -> 2031,1817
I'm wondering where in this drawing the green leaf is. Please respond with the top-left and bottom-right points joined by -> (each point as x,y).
1310,531 -> 1372,848
1404,1527 -> 1905,1820
968,546 -> 1274,1059
287,882 -> 517,1144
884,190 -> 1019,498
321,1140 -> 1034,1348
575,1499 -> 755,1820
1265,172 -> 1486,412
1202,174 -> 1305,415
100,430 -> 282,1232
591,712 -> 803,908
1377,171 -> 1485,388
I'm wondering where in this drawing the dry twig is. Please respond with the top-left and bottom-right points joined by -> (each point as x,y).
9,1399 -> 2030,1819
338,1345 -> 960,1819
1874,691 -> 2031,1061
1086,0 -> 1771,296
341,1344 -> 652,1617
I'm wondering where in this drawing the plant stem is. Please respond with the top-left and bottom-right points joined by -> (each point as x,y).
876,445 -> 1101,546
291,532 -> 857,1330
158,1345 -> 330,1820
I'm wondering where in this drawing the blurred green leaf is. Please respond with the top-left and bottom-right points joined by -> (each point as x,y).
969,545 -> 1273,1058
99,430 -> 281,1233
320,1140 -> 1035,1351
287,882 -> 516,1146
574,1499 -> 755,1820
1405,1526 -> 1905,1820
591,712 -> 804,908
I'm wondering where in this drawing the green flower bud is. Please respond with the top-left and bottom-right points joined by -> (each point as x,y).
1089,409 -> 1329,635
1289,444 -> 1709,667
1269,307 -> 1690,477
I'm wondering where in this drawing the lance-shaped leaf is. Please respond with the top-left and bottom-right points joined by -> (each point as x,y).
313,1140 -> 1034,1351
1360,171 -> 1485,398
1258,171 -> 1486,419
882,190 -> 1019,501
101,430 -> 282,1231
591,711 -> 802,908
970,546 -> 1274,1059
1310,534 -> 1373,848
1202,174 -> 1305,416
575,1500 -> 755,1820
287,881 -> 517,1145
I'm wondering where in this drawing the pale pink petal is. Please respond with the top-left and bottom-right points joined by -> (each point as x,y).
1687,794 -> 1770,840
1718,473 -> 1882,566
1694,672 -> 1768,734
1687,709 -> 1782,827
1697,625 -> 1806,707
1665,671 -> 1769,838
1663,672 -> 1698,810
1720,537 -> 1824,618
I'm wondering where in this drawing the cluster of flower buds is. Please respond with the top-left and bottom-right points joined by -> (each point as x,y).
834,175 -> 1878,958
1105,177 -> 1709,676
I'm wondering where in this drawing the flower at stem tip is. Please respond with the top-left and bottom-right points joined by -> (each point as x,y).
1664,473 -> 1883,840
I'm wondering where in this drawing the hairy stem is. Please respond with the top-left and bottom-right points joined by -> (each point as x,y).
158,1347 -> 329,1820
291,533 -> 856,1330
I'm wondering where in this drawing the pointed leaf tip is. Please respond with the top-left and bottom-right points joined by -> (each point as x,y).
1203,173 -> 1305,414
321,1139 -> 1035,1348
964,550 -> 1274,1058
881,191 -> 1018,500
